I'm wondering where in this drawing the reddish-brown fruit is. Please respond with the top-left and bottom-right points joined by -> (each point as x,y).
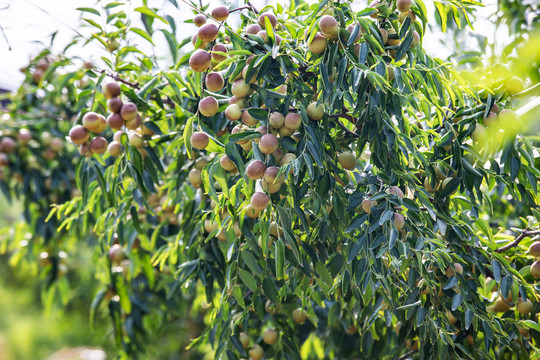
396,0 -> 413,12
94,114 -> 108,133
205,72 -> 225,92
0,153 -> 8,166
211,6 -> 229,21
189,50 -> 212,72
258,13 -> 278,29
251,192 -> 270,211
69,125 -> 90,145
120,102 -> 138,122
198,24 -> 219,42
241,111 -> 258,126
529,242 -> 540,258
108,141 -> 122,156
259,134 -> 279,154
191,132 -> 210,150
107,113 -> 124,130
284,113 -> 302,130
108,244 -> 126,263
388,186 -> 404,199
188,168 -> 203,187
246,24 -> 262,35
229,96 -> 245,108
90,136 -> 108,154
225,104 -> 242,121
530,261 -> 540,279
319,15 -> 339,39
82,112 -> 101,132
362,198 -> 377,214
125,114 -> 142,130
394,213 -> 405,230
1,137 -> 16,153
18,129 -> 32,144
193,14 -> 207,27
211,44 -> 228,62
246,160 -> 267,180
103,82 -> 121,99
412,31 -> 421,46
269,112 -> 285,129
369,0 -> 381,18
79,143 -> 90,156
191,34 -> 208,49
198,96 -> 219,117
220,155 -> 237,172
107,97 -> 123,113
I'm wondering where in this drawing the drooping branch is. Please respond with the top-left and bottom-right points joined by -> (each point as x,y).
335,118 -> 360,138
101,70 -> 140,89
495,229 -> 540,253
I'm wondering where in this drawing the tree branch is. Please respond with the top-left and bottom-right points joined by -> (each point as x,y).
398,349 -> 418,360
495,229 -> 540,253
335,118 -> 360,138
101,70 -> 140,89
247,1 -> 259,14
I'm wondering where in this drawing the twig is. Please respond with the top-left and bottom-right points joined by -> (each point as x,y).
335,119 -> 359,138
398,349 -> 418,360
247,1 -> 259,14
101,70 -> 140,89
329,113 -> 357,125
495,229 -> 540,253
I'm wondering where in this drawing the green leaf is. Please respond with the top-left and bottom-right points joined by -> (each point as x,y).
276,239 -> 285,280
130,27 -> 155,45
262,277 -> 278,302
238,269 -> 258,292
183,116 -> 194,159
434,2 -> 448,32
77,7 -> 100,16
134,6 -> 169,24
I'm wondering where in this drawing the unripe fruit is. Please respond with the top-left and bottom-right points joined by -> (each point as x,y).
18,129 -> 32,144
258,13 -> 277,29
264,166 -> 285,185
259,134 -> 279,154
379,28 -> 388,44
108,141 -> 122,156
362,199 -> 376,214
441,177 -> 457,195
490,297 -> 511,312
256,31 -> 282,46
205,72 -> 224,92
141,122 -> 155,136
292,308 -> 307,324
398,10 -> 417,24
220,155 -> 237,172
108,244 -> 126,263
396,0 -> 412,12
198,24 -> 219,42
120,102 -> 138,122
530,261 -> 540,278
245,204 -> 260,219
211,44 -> 228,62
188,168 -> 203,187
246,24 -> 262,35
1,137 -> 15,153
279,153 -> 296,167
412,31 -> 421,46
107,113 -> 124,130
239,332 -> 249,348
505,76 -> 524,94
319,15 -> 339,39
498,108 -> 519,124
191,34 -> 208,49
69,125 -> 90,145
90,136 -> 108,154
388,186 -> 404,199
125,114 -> 142,130
346,25 -> 362,43
106,38 -> 120,52
128,131 -> 144,148
394,213 -> 405,230
82,112 -> 102,132
307,102 -> 324,120
251,192 -> 270,211
472,124 -> 486,143
273,149 -> 284,163
246,160 -> 267,180
249,345 -> 264,360
229,96 -> 245,108
446,310 -> 458,325
95,114 -> 108,133
225,104 -> 242,121
263,179 -> 282,194
529,242 -> 540,258
198,96 -> 219,117
113,130 -> 125,143
50,137 -> 63,152
263,329 -> 278,345
369,0 -> 381,18
107,97 -> 123,113
517,299 -> 533,315
231,80 -> 251,98
338,151 -> 356,170
484,112 -> 498,127
279,126 -> 295,137
284,113 -> 302,130
446,263 -> 463,277
103,82 -> 121,99
191,132 -> 209,150
308,32 -> 327,55
211,6 -> 229,21
424,177 -> 437,192
189,49 -> 212,72
193,14 -> 206,27
241,111 -> 258,126
518,325 -> 530,337
269,112 -> 285,129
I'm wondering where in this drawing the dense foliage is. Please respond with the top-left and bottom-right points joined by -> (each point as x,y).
1,0 -> 540,359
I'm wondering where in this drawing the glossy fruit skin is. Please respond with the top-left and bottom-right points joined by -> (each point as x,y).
529,242 -> 540,258
249,345 -> 264,360
338,152 -> 356,170
396,0 -> 413,12
103,82 -> 121,99
246,160 -> 267,180
191,132 -> 210,150
251,192 -> 270,211
530,261 -> 540,279
319,15 -> 339,39
308,33 -> 327,55
121,102 -> 138,122
108,141 -> 122,156
193,14 -> 206,27
198,24 -> 219,43
90,136 -> 108,154
258,13 -> 277,29
292,308 -> 307,324
189,50 -> 212,72
108,244 -> 126,263
107,113 -> 124,130
307,102 -> 324,120
259,134 -> 279,154
517,299 -> 533,315
263,329 -> 278,345
211,6 -> 229,21
393,213 -> 405,230
198,96 -> 219,117
69,125 -> 90,145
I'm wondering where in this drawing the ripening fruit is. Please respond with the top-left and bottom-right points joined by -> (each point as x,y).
529,242 -> 540,258
338,152 -> 356,170
398,10 -> 417,24
90,136 -> 108,154
82,112 -> 102,132
251,192 -> 270,212
95,114 -> 108,133
245,204 -> 260,219
79,143 -> 90,156
388,186 -> 404,199
225,104 -> 242,121
241,111 -> 258,126
362,199 -> 377,214
412,31 -> 421,46
205,72 -> 224,92
193,14 -> 206,27
369,0 -> 381,18
106,39 -> 120,52
120,102 -> 138,122
269,112 -> 285,129
246,24 -> 262,35
198,96 -> 219,117
441,177 -> 457,195
128,131 -> 144,148
50,137 -> 63,152
191,34 -> 208,49
239,332 -> 249,348
346,25 -> 362,43
319,15 -> 339,39
107,113 -> 124,130
396,0 -> 412,12
518,325 -> 530,337
505,76 -> 524,94
284,113 -> 302,130
394,213 -> 405,230
484,112 -> 498,127
279,127 -> 294,137
472,124 -> 486,143
108,141 -> 122,156
229,96 -> 245,108
220,155 -> 238,172
530,261 -> 540,278
445,263 -> 463,277
292,308 -> 307,324
264,166 -> 285,185
490,297 -> 511,312
125,114 -> 142,130
246,160 -> 267,180
189,49 -> 212,72
308,32 -> 327,55
18,129 -> 32,144
498,108 -> 519,125
103,82 -> 121,99
191,132 -> 209,150
108,244 -> 126,263
517,299 -> 533,315
188,168 -> 203,188
307,102 -> 324,120
446,310 -> 458,325
1,137 -> 16,153
107,97 -> 123,113
211,44 -> 228,62
69,125 -> 90,145
424,177 -> 437,193
279,153 -> 296,167
211,6 -> 229,21
259,134 -> 279,154
198,24 -> 219,42
263,329 -> 278,345
231,80 -> 251,98
249,345 -> 264,360
258,13 -> 278,29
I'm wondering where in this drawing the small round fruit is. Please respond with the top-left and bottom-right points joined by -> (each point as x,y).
517,299 -> 533,315
107,113 -> 124,130
396,0 -> 412,12
108,244 -> 126,264
193,14 -> 206,27
82,112 -> 102,132
90,136 -> 108,154
18,129 -> 32,144
211,44 -> 228,62
529,242 -> 540,258
125,114 -> 142,130
362,199 -> 376,214
319,15 -> 339,39
239,332 -> 249,348
108,141 -> 122,156
251,192 -> 270,211
441,177 -> 458,195
446,263 -> 464,277
103,82 -> 121,99
263,329 -> 278,345
211,6 -> 229,21
120,102 -> 138,122
198,96 -> 219,117
79,143 -> 90,156
412,31 -> 421,46
498,108 -> 519,125
259,134 -> 279,154
246,24 -> 262,35
279,153 -> 296,167
292,308 -> 307,324
231,80 -> 251,98
369,0 -> 381,18
128,131 -> 144,148
258,13 -> 277,29
50,137 -> 63,152
505,76 -> 524,94
191,34 -> 208,49
188,168 -> 203,187
399,10 -> 417,24
249,345 -> 264,360
1,137 -> 16,153
424,177 -> 437,193
220,155 -> 237,172
246,160 -> 267,180
264,166 -> 285,185
189,49 -> 212,72
530,261 -> 540,279
205,72 -> 224,92
107,39 -> 120,52
191,132 -> 209,150
446,310 -> 458,325
388,186 -> 404,199
338,151 -> 356,170
198,24 -> 219,43
107,97 -> 123,113
269,112 -> 285,129
472,124 -> 486,143
225,104 -> 242,121
245,204 -> 260,219
284,113 -> 302,130
308,32 -> 327,55
518,325 -> 530,337
484,112 -> 498,127
95,114 -> 108,133
69,125 -> 90,145
307,102 -> 324,120
394,213 -> 405,230
241,111 -> 258,126
229,96 -> 245,108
